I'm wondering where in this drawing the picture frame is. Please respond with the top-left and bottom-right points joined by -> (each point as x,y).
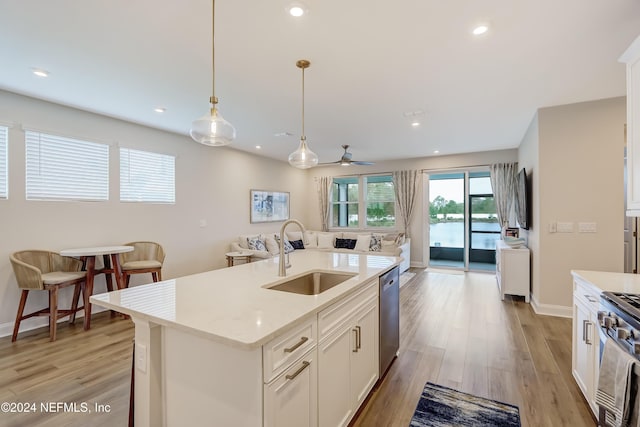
250,190 -> 290,223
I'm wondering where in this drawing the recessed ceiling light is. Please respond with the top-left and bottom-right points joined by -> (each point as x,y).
287,3 -> 306,17
32,69 -> 49,78
472,25 -> 489,35
154,107 -> 166,113
433,150 -> 440,154
255,145 -> 262,149
411,121 -> 420,127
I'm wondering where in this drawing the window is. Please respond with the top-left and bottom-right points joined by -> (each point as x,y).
25,131 -> 109,201
332,177 -> 359,227
331,174 -> 396,228
120,148 -> 175,203
0,126 -> 7,199
365,175 -> 395,227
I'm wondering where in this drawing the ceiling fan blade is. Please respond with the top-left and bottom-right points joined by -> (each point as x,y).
317,160 -> 342,165
351,161 -> 375,166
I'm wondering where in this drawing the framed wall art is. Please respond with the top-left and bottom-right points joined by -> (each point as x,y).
250,190 -> 290,223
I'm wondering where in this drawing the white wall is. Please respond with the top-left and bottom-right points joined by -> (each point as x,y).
519,97 -> 626,315
305,149 -> 518,267
0,90 -> 310,335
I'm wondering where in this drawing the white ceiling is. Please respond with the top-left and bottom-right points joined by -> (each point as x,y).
1,1 -> 639,165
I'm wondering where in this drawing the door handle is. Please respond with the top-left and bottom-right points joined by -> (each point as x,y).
356,325 -> 361,350
585,321 -> 592,345
353,328 -> 358,352
583,320 -> 588,343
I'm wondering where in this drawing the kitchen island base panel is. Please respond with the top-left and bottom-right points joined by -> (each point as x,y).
133,319 -> 263,427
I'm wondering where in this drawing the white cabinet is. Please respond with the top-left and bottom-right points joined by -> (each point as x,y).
318,280 -> 379,427
571,276 -> 601,417
621,35 -> 640,215
495,240 -> 530,302
264,348 -> 318,427
263,317 -> 318,427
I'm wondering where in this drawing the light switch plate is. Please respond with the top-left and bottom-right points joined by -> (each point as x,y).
557,222 -> 574,233
579,222 -> 597,233
136,343 -> 147,373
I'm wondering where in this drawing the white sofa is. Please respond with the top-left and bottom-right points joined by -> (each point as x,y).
230,230 -> 411,272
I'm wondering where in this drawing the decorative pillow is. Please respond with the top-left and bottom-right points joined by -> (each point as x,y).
369,234 -> 382,252
239,234 -> 261,249
317,232 -> 335,249
383,233 -> 398,242
304,231 -> 318,248
264,236 -> 280,255
247,237 -> 267,251
290,239 -> 305,250
354,234 -> 372,252
335,238 -> 357,250
396,233 -> 406,245
274,235 -> 295,254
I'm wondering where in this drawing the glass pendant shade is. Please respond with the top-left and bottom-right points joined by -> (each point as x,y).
288,137 -> 318,169
190,107 -> 236,146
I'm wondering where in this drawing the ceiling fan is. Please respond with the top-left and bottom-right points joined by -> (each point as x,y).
320,145 -> 375,166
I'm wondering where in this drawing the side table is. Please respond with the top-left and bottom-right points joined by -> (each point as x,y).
225,251 -> 253,267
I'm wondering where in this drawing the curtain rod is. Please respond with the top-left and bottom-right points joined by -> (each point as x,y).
312,163 -> 495,180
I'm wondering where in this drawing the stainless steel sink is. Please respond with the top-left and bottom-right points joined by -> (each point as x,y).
265,271 -> 357,295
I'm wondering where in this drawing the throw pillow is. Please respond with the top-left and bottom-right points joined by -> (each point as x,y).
264,236 -> 280,255
304,231 -> 318,248
317,232 -> 335,249
370,234 -> 382,251
290,239 -> 305,250
274,235 -> 295,254
247,237 -> 267,251
354,234 -> 372,252
335,238 -> 356,249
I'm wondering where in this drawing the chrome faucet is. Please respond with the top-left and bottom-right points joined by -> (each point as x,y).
278,219 -> 306,276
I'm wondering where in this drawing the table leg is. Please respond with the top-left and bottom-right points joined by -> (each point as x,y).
111,253 -> 125,290
83,256 -> 96,331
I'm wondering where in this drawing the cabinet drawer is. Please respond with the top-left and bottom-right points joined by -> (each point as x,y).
573,279 -> 600,309
318,280 -> 377,342
263,316 -> 317,383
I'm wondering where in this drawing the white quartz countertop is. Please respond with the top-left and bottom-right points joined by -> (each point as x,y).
91,251 -> 399,349
571,270 -> 640,294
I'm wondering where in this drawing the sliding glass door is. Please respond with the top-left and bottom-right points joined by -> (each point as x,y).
428,170 -> 498,271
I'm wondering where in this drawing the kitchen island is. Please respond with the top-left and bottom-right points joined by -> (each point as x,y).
91,250 -> 399,427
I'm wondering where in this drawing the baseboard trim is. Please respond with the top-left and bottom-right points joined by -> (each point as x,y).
530,293 -> 572,318
0,307 -> 107,339
410,261 -> 427,268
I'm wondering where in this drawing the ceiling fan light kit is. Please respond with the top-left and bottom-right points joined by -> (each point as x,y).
190,0 -> 236,147
288,59 -> 318,169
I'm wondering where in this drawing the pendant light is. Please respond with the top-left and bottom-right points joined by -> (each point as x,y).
190,0 -> 236,146
288,59 -> 318,169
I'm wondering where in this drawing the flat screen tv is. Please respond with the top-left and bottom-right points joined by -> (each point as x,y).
515,168 -> 530,230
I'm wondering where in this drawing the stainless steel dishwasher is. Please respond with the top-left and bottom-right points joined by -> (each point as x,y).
379,265 -> 399,377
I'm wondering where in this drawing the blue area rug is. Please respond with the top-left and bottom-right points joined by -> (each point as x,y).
410,382 -> 521,427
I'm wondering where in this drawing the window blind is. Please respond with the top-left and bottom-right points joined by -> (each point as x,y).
0,126 -> 7,199
120,148 -> 175,203
25,131 -> 109,201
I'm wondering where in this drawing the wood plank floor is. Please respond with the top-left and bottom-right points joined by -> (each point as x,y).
351,268 -> 596,427
0,268 -> 596,426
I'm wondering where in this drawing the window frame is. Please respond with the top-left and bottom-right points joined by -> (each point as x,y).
24,130 -> 109,201
330,173 -> 397,230
119,147 -> 176,204
0,126 -> 7,199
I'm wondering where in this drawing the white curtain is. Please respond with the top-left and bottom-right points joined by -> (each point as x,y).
316,176 -> 331,232
489,163 -> 518,228
392,170 -> 420,237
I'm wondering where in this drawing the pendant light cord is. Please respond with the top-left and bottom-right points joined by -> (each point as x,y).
301,65 -> 305,139
211,0 -> 217,106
